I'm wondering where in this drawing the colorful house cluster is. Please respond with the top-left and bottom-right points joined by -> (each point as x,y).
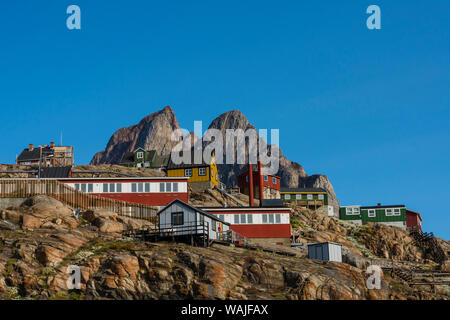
339,204 -> 422,231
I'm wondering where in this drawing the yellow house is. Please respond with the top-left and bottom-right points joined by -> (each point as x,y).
167,151 -> 219,191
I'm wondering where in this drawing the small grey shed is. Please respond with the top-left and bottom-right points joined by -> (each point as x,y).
307,242 -> 342,262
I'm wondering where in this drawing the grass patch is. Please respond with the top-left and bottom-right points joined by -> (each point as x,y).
49,290 -> 85,300
290,217 -> 301,229
3,258 -> 16,277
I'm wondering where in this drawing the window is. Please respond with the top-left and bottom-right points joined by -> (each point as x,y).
272,177 -> 276,184
368,209 -> 376,218
234,215 -> 239,224
145,183 -> 150,193
269,214 -> 274,223
116,183 -> 122,193
219,215 -> 225,222
285,194 -> 291,200
137,183 -> 143,192
245,176 -> 248,182
346,207 -> 360,215
74,183 -> 80,191
81,184 -> 86,193
173,183 -> 178,192
159,183 -> 165,192
394,208 -> 401,216
137,152 -> 144,159
240,214 -> 246,224
275,214 -> 281,223
264,175 -> 268,181
262,214 -> 268,223
199,167 -> 206,176
212,220 -> 217,231
103,183 -> 108,193
88,184 -> 93,193
386,209 -> 393,216
318,194 -> 324,200
166,183 -> 172,192
296,194 -> 302,200
247,214 -> 253,224
185,169 -> 192,177
171,212 -> 184,225
131,183 -> 137,193
307,194 -> 313,200
109,183 -> 115,193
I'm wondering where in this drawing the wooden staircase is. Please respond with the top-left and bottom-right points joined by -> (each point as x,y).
410,228 -> 446,264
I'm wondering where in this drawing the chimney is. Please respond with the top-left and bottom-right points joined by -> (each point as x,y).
50,142 -> 55,148
248,164 -> 254,207
258,161 -> 264,206
29,144 -> 34,151
377,203 -> 381,206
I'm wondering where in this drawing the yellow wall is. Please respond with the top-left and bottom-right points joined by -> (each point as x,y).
167,153 -> 220,187
167,167 -> 210,182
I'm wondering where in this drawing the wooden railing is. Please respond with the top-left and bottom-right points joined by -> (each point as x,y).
0,179 -> 158,222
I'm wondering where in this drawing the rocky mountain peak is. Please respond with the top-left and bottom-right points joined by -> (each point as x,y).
208,110 -> 255,132
90,106 -> 180,165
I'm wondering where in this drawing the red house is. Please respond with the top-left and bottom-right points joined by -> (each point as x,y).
201,206 -> 292,246
237,165 -> 281,200
57,177 -> 189,207
406,209 -> 423,231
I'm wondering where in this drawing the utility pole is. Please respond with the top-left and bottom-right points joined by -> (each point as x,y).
38,147 -> 42,179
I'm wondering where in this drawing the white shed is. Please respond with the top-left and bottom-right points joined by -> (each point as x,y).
157,199 -> 230,241
307,242 -> 342,262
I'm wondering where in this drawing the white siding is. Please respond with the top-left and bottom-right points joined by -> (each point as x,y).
212,213 -> 290,225
65,182 -> 187,194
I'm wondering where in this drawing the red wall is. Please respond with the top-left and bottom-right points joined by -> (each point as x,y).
230,224 -> 291,239
237,171 -> 280,192
89,192 -> 188,206
406,211 -> 422,231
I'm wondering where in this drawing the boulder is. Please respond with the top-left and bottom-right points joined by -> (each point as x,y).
35,245 -> 67,267
342,249 -> 369,270
21,195 -> 72,219
0,209 -> 23,224
95,217 -> 125,233
22,214 -> 42,230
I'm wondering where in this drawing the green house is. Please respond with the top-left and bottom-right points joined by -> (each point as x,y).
119,148 -> 157,168
339,204 -> 407,229
280,188 -> 328,207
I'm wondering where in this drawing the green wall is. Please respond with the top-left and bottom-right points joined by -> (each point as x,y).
339,207 -> 406,223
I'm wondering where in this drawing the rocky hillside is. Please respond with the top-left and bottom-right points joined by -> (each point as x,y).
90,106 -> 339,208
0,195 -> 448,300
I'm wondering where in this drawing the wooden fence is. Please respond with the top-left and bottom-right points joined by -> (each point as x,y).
0,179 -> 158,223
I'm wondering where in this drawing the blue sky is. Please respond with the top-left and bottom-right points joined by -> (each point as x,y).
0,1 -> 449,238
